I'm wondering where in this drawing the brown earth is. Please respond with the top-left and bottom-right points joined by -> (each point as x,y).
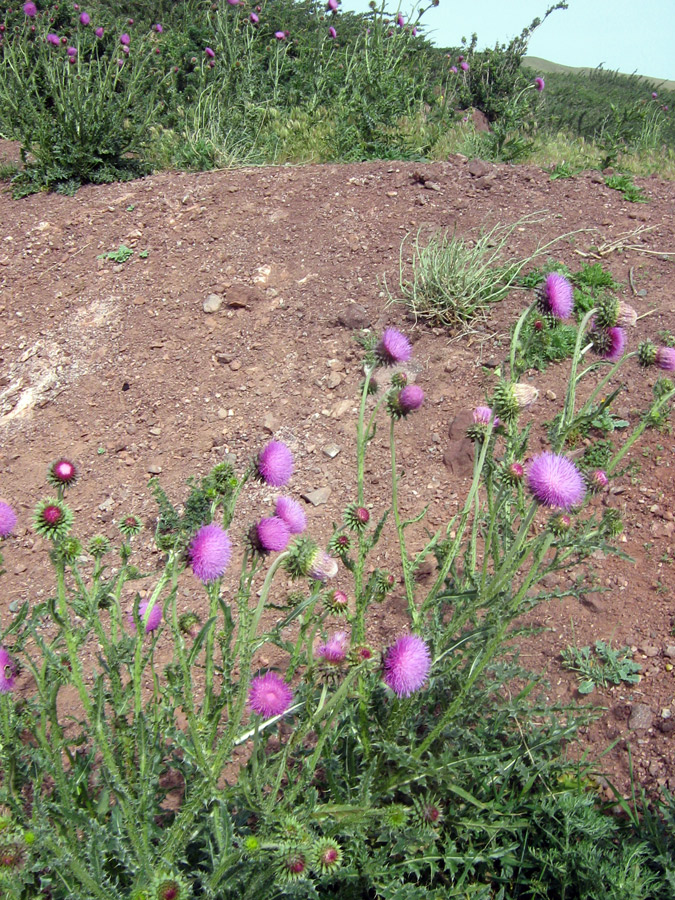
1,142 -> 674,800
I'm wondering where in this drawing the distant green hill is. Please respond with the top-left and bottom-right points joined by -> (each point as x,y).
523,56 -> 675,92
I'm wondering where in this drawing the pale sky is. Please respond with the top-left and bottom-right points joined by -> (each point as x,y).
340,0 -> 675,82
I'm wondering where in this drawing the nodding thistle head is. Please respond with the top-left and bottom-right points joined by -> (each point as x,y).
638,340 -> 658,367
388,384 -> 425,419
492,381 -> 538,423
382,805 -> 410,829
344,503 -> 370,532
594,296 -> 637,330
537,273 -> 573,320
311,837 -> 343,874
47,458 -> 78,491
33,498 -> 73,540
590,325 -> 626,362
467,405 -> 500,441
275,534 -> 337,581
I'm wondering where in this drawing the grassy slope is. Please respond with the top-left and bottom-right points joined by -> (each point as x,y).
524,55 -> 675,92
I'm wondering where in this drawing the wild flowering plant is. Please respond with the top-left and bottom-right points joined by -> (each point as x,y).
0,283 -> 674,898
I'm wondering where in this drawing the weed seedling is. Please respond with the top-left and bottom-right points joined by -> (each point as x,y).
561,640 -> 641,694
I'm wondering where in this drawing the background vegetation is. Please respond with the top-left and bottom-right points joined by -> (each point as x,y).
0,0 -> 673,195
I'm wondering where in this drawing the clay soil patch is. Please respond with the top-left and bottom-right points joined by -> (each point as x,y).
1,150 -> 675,798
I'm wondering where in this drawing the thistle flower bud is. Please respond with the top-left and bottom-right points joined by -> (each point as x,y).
344,503 -> 370,531
492,381 -> 538,422
501,461 -> 524,485
549,513 -> 572,536
33,498 -> 73,539
601,508 -> 623,537
87,535 -> 111,557
47,458 -> 78,490
178,611 -> 201,637
150,873 -> 191,900
119,514 -> 143,537
311,838 -> 343,874
327,532 -> 352,560
276,846 -> 308,882
590,325 -> 626,362
589,469 -> 609,492
324,588 -> 349,613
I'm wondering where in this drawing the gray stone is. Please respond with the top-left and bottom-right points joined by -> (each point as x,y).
322,443 -> 341,459
203,293 -> 223,313
665,646 -> 675,659
628,703 -> 653,731
302,487 -> 331,506
147,462 -> 162,475
337,304 -> 370,330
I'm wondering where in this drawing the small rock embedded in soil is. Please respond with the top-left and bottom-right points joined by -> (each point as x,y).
628,703 -> 653,731
322,443 -> 341,459
302,487 -> 331,506
203,293 -> 223,313
337,305 -> 370,330
147,462 -> 162,475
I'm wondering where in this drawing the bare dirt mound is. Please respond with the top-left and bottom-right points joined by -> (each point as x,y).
1,154 -> 674,797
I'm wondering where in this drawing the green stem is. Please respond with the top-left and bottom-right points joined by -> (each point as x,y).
389,418 -> 417,626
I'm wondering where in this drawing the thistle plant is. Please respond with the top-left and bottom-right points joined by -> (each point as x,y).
1,284 -> 674,898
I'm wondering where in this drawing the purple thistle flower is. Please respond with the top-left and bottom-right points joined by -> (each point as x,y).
460,61 -> 469,71
119,33 -> 130,45
472,406 -> 499,427
328,25 -> 337,39
67,46 -> 77,56
249,671 -> 293,717
0,647 -> 17,693
540,273 -> 573,319
257,440 -> 294,486
377,327 -> 412,364
398,384 -> 425,414
205,46 -> 215,58
534,76 -> 545,92
47,32 -> 60,45
256,516 -> 291,552
604,326 -> 626,362
383,634 -> 431,697
652,91 -> 658,99
275,496 -> 307,534
128,601 -> 162,633
79,12 -> 90,25
327,0 -> 338,9
154,23 -> 163,32
527,452 -> 586,510
0,501 -> 17,538
95,26 -> 103,37
249,12 -> 259,23
274,30 -> 286,40
317,630 -> 348,663
450,65 -> 458,73
656,347 -> 675,372
23,2 -> 37,17
397,13 -> 405,26
189,523 -> 232,582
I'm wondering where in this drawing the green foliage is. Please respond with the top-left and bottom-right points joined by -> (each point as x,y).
389,216 -> 557,332
605,173 -> 648,202
97,245 -> 134,263
527,64 -> 675,161
560,640 -> 642,694
515,315 -> 578,372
